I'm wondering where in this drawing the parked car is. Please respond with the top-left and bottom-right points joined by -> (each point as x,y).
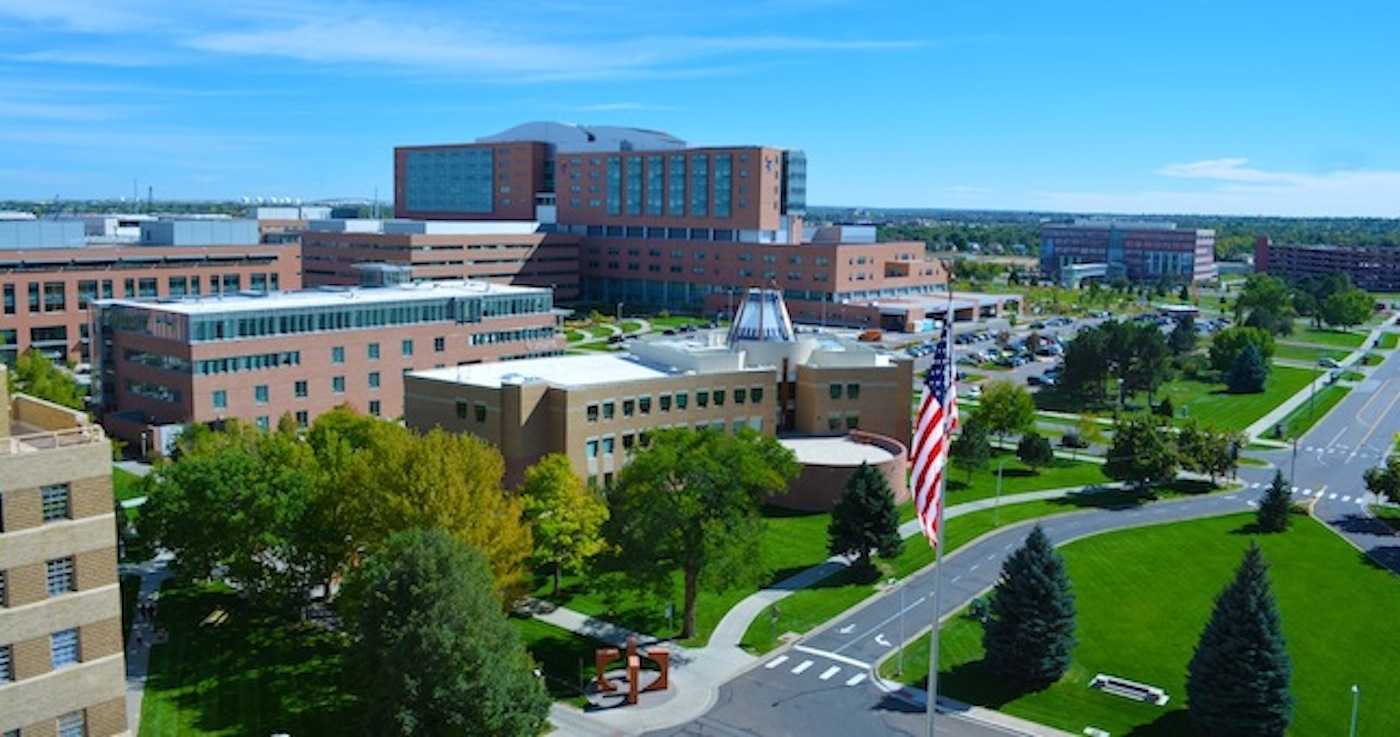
1319,357 -> 1340,368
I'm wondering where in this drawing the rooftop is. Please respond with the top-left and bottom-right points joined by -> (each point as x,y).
782,435 -> 897,466
95,280 -> 547,316
411,353 -> 687,390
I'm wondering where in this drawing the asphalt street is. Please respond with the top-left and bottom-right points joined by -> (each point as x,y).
651,331 -> 1400,737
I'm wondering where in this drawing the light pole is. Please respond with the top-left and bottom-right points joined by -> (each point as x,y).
1350,684 -> 1360,737
616,301 -> 623,323
1290,436 -> 1298,486
995,458 -> 1006,527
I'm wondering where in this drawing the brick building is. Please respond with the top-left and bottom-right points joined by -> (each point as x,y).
0,365 -> 128,737
1040,219 -> 1217,285
1254,236 -> 1400,291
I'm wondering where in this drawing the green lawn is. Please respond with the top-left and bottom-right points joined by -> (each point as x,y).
740,486 -> 1212,654
1288,326 -> 1367,348
1279,384 -> 1350,440
565,328 -> 588,343
1371,505 -> 1400,532
619,319 -> 644,334
1272,342 -> 1349,364
882,513 -> 1400,736
113,466 -> 145,502
942,450 -> 1108,507
140,581 -> 360,736
512,617 -> 609,708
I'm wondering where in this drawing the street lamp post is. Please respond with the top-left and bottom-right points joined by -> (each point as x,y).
1291,436 -> 1298,486
1350,684 -> 1360,737
616,301 -> 624,323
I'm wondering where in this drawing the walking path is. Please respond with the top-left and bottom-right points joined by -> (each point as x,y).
539,482 -> 1131,736
120,551 -> 174,736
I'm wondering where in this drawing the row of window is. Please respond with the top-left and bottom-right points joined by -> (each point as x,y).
249,401 -> 381,432
211,371 -> 389,410
585,387 -> 766,422
0,627 -> 81,683
0,553 -> 75,612
584,417 -> 764,459
1,273 -> 280,315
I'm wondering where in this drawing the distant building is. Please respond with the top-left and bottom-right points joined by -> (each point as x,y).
1254,236 -> 1400,291
1040,220 -> 1217,286
0,365 -> 128,737
91,278 -> 562,450
392,122 -> 950,327
404,288 -> 912,509
1,218 -> 300,365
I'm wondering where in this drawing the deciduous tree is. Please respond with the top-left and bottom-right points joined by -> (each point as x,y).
982,525 -> 1076,684
1186,543 -> 1292,736
827,462 -> 903,567
344,528 -> 550,736
7,348 -> 84,410
1209,326 -> 1275,373
609,427 -> 799,639
950,419 -> 991,482
1363,454 -> 1400,504
1102,415 -> 1179,492
976,380 -> 1036,443
1319,288 -> 1373,331
520,454 -> 609,595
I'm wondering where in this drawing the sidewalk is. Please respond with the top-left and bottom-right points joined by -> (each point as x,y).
120,551 -> 174,736
540,483 -> 1117,736
1242,312 -> 1399,442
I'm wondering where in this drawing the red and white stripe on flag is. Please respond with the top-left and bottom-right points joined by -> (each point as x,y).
911,327 -> 958,547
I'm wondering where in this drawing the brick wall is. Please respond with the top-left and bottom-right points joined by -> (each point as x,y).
5,561 -> 44,607
75,547 -> 117,591
70,475 -> 114,521
86,696 -> 129,737
79,617 -> 122,662
2,487 -> 40,532
12,634 -> 48,680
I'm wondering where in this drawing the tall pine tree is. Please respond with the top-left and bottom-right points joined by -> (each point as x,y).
1186,543 -> 1293,736
1256,470 -> 1292,533
827,462 -> 902,567
981,525 -> 1076,683
1226,343 -> 1269,394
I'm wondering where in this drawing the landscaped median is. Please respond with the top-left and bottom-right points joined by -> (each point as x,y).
877,513 -> 1400,736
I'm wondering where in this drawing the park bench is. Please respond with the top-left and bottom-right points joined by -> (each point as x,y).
1089,673 -> 1170,706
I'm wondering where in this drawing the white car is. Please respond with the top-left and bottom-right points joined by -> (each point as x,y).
962,385 -> 982,399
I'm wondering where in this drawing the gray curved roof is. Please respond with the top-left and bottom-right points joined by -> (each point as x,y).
476,121 -> 687,153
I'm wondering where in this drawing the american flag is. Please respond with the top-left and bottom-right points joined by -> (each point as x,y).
911,324 -> 958,547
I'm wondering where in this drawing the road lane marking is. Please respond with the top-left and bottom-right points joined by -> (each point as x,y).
792,660 -> 814,674
839,624 -> 856,634
793,645 -> 872,670
766,655 -> 789,669
819,666 -> 841,681
1328,427 -> 1348,447
874,634 -> 891,647
846,673 -> 868,687
1348,389 -> 1400,463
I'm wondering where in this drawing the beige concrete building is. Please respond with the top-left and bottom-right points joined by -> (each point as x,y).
0,365 -> 129,737
405,289 -> 913,506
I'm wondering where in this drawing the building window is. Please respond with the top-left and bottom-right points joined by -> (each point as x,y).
434,336 -> 446,352
696,391 -> 709,408
475,403 -> 487,422
368,342 -> 380,360
846,413 -> 860,430
675,392 -> 688,410
602,436 -> 616,455
295,380 -> 308,398
586,404 -> 599,423
369,400 -> 382,416
735,388 -> 747,404
602,401 -> 615,420
255,385 -> 269,405
623,399 -> 635,417
0,644 -> 10,683
829,383 -> 843,399
713,390 -> 725,406
369,371 -> 381,389
828,413 -> 843,431
332,376 -> 346,394
51,628 -> 79,669
256,416 -> 270,431
456,400 -> 468,419
332,346 -> 345,364
402,339 -> 414,357
47,557 -> 75,596
57,710 -> 85,737
639,396 -> 651,414
212,389 -> 227,411
586,439 -> 599,458
847,383 -> 861,399
0,570 -> 6,607
295,410 -> 309,428
42,484 -> 70,522
750,386 -> 764,404
659,394 -> 671,411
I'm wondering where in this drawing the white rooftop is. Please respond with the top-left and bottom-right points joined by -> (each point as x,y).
307,219 -> 542,235
96,280 -> 544,316
782,435 -> 896,466
411,353 -> 685,390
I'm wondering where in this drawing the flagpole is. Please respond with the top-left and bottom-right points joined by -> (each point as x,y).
925,277 -> 955,737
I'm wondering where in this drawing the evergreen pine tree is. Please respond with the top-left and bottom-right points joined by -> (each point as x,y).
982,525 -> 1076,683
1169,314 -> 1197,355
827,462 -> 903,567
950,419 -> 991,483
1186,543 -> 1293,737
1256,470 -> 1293,533
1015,431 -> 1054,473
1226,343 -> 1269,394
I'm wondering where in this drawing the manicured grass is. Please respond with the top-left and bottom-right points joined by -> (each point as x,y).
1371,505 -> 1400,533
538,505 -> 835,646
1157,365 -> 1320,432
512,616 -> 609,708
1289,326 -> 1367,348
740,487 -> 1190,654
1377,332 -> 1399,350
882,513 -> 1400,736
113,466 -> 145,502
566,328 -> 588,343
1340,369 -> 1367,381
619,319 -> 643,334
140,581 -> 360,736
1280,384 -> 1350,440
942,450 -> 1107,507
1272,342 -> 1348,364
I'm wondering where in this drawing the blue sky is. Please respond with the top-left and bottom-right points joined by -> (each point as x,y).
3,0 -> 1399,217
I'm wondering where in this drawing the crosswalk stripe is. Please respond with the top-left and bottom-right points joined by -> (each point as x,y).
792,660 -> 814,675
819,666 -> 841,681
846,673 -> 868,687
1304,489 -> 1314,496
1329,493 -> 1338,500
1291,486 -> 1300,493
1251,482 -> 1262,488
1342,496 -> 1352,502
765,655 -> 789,669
